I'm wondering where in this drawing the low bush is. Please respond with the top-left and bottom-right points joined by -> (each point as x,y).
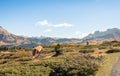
0,60 -> 7,64
54,44 -> 63,56
106,49 -> 120,53
0,53 -> 103,76
79,49 -> 94,53
98,46 -> 107,50
80,45 -> 97,49
0,65 -> 52,76
38,54 -> 102,76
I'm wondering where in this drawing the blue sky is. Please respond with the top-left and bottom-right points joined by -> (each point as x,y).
0,0 -> 120,38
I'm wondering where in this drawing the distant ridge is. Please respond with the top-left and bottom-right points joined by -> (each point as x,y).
1,26 -> 120,47
0,26 -> 81,48
0,26 -> 31,46
82,28 -> 120,44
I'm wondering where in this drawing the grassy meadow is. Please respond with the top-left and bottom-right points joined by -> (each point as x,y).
0,41 -> 120,76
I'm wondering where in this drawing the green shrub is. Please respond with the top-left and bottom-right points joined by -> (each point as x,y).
81,45 -> 97,49
98,46 -> 107,50
54,44 -> 62,56
38,54 -> 102,76
0,60 -> 7,64
79,49 -> 94,53
101,42 -> 112,46
0,65 -> 52,76
106,49 -> 120,53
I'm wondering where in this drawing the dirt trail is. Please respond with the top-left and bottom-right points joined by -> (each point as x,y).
111,57 -> 120,76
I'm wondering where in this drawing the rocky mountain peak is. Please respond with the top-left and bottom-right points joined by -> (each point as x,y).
82,28 -> 120,44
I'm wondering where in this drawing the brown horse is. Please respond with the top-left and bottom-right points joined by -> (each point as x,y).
32,45 -> 43,59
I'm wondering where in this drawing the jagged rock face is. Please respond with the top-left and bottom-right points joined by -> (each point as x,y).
82,28 -> 120,44
86,28 -> 120,40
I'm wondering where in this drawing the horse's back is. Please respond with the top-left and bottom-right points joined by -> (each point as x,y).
34,45 -> 43,52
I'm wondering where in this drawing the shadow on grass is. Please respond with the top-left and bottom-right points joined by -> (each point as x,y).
52,50 -> 63,57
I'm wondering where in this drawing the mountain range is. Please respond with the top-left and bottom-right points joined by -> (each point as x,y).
82,28 -> 120,44
0,26 -> 81,48
0,26 -> 120,48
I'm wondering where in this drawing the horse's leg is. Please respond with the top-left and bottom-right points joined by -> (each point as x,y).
36,52 -> 40,58
32,50 -> 36,59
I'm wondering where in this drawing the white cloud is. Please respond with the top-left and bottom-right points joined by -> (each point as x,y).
44,29 -> 53,33
35,20 -> 48,26
74,31 -> 88,38
75,31 -> 81,35
53,23 -> 73,27
35,20 -> 73,28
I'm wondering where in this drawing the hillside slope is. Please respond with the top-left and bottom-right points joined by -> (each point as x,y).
82,28 -> 120,44
0,26 -> 81,48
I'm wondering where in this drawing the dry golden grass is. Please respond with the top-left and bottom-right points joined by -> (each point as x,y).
91,48 -> 107,57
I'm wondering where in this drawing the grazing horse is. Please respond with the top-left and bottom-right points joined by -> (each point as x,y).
32,45 -> 43,59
